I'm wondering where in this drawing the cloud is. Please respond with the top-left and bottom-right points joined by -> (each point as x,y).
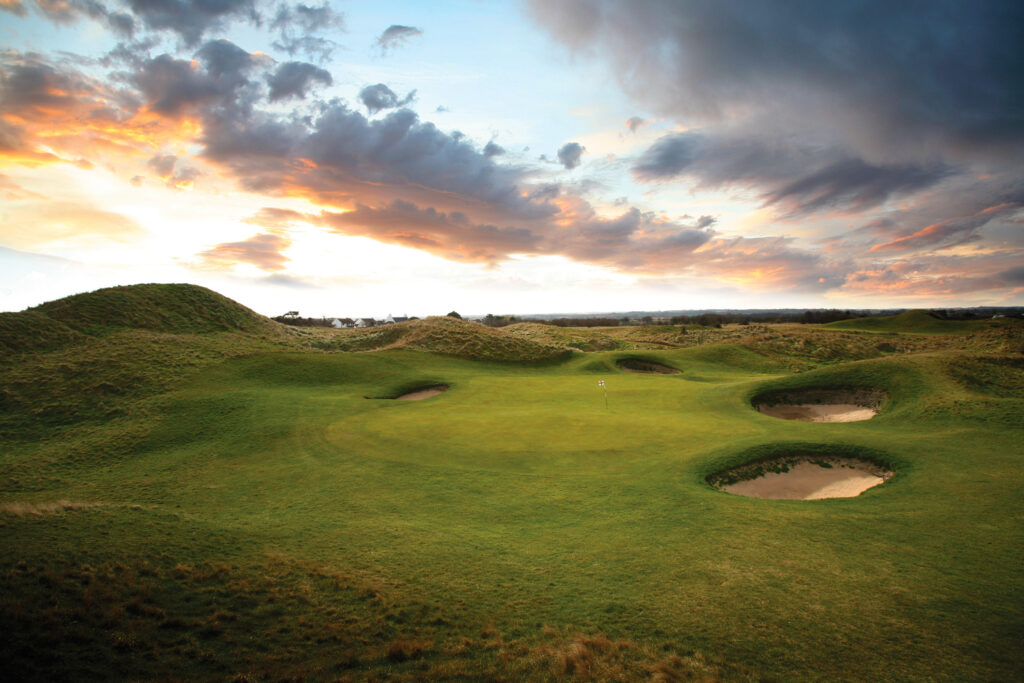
271,2 -> 344,62
146,153 -> 199,187
557,141 -> 585,170
126,0 -> 260,46
0,0 -> 28,17
0,52 -> 197,168
375,24 -> 422,54
625,116 -> 646,133
357,83 -> 415,114
871,203 -> 1023,253
529,1 -> 1024,165
319,200 -> 542,264
244,207 -> 309,228
633,131 -> 954,214
0,200 -> 144,248
131,40 -> 261,117
997,266 -> 1024,284
196,231 -> 292,271
267,61 -> 332,101
483,140 -> 504,157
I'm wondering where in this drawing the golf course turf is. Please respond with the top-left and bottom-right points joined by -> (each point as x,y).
1,285 -> 1022,681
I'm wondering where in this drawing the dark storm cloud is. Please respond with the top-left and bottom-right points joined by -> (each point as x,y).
557,141 -> 585,170
529,0 -> 1024,163
634,131 -> 953,214
765,159 -> 954,215
357,83 -> 415,114
374,24 -> 422,53
266,61 -> 331,101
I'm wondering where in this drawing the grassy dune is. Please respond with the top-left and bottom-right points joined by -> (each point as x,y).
2,286 -> 1023,681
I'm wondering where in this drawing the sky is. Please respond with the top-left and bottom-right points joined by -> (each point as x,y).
1,0 -> 1022,318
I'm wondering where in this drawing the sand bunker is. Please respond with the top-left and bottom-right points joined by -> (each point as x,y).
758,403 -> 877,422
395,385 -> 448,401
712,456 -> 892,500
616,358 -> 680,374
753,388 -> 884,423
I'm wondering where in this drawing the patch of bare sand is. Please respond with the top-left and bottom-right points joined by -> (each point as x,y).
722,459 -> 891,500
758,403 -> 877,422
617,359 -> 680,374
395,385 -> 448,401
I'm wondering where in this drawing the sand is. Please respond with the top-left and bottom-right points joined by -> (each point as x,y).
617,360 -> 680,374
395,385 -> 448,401
722,461 -> 888,500
757,403 -> 877,422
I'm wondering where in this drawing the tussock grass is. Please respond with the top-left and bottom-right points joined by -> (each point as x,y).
317,315 -> 571,362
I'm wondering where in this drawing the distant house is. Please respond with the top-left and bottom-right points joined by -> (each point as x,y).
331,317 -> 355,328
393,316 -> 410,323
381,314 -> 396,325
355,318 -> 374,328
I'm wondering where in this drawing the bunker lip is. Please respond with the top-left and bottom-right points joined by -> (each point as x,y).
752,388 -> 886,422
616,358 -> 681,374
394,385 -> 448,401
708,454 -> 893,500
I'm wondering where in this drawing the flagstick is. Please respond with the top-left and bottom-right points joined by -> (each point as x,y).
599,379 -> 608,410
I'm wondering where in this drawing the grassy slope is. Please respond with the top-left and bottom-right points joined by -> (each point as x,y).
820,309 -> 984,335
2,286 -> 1023,681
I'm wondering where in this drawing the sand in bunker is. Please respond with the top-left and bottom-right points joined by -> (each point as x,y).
395,385 -> 448,401
723,461 -> 886,500
758,403 -> 877,422
617,360 -> 680,374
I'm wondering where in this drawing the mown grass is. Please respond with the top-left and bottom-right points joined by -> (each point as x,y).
2,286 -> 1023,681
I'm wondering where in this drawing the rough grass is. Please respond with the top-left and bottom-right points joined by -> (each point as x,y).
1,285 -> 1023,681
314,315 -> 571,362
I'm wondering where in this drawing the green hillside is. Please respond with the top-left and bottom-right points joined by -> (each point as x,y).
820,309 -> 985,335
1,285 -> 1022,681
0,283 -> 277,356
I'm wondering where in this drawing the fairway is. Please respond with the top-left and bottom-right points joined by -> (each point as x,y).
2,286 -> 1023,681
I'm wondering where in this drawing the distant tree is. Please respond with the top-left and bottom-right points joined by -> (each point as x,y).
447,311 -> 462,319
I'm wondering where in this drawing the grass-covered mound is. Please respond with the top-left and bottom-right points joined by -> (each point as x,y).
321,316 -> 571,363
821,309 -> 983,335
0,284 -> 294,436
2,285 -> 1023,681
